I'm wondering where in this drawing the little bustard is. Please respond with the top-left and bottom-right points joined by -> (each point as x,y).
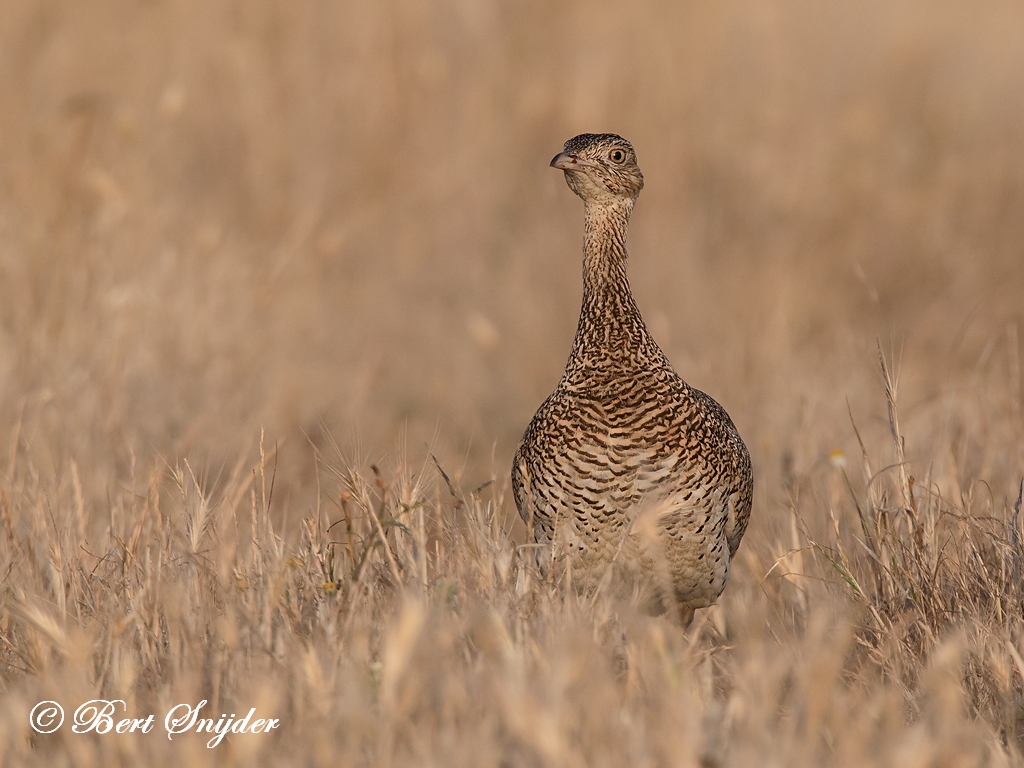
512,133 -> 753,625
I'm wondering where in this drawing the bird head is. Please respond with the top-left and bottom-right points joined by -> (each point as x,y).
550,133 -> 644,204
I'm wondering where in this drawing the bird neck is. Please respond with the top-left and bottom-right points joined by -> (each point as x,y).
581,199 -> 633,301
566,198 -> 653,372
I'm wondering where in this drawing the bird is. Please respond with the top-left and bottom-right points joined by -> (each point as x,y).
511,133 -> 753,626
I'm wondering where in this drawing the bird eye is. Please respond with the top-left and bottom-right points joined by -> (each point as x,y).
610,149 -> 625,163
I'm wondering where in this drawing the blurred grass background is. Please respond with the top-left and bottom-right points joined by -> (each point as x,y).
3,0 -> 1021,494
2,0 -> 1024,764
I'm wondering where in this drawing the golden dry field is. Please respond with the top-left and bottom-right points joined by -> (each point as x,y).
2,0 -> 1024,764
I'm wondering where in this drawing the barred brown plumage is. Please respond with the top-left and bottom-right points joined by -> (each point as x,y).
512,133 -> 753,626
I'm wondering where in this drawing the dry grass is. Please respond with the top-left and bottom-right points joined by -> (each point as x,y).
2,0 -> 1024,764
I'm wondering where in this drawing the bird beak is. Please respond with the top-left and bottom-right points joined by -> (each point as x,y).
550,152 -> 592,171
